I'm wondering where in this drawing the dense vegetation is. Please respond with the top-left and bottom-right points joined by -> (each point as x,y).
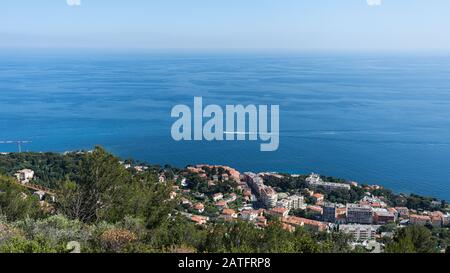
0,152 -> 83,188
0,176 -> 43,221
385,225 -> 439,253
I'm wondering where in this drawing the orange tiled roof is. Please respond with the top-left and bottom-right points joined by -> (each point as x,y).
194,203 -> 204,210
410,214 -> 431,221
313,193 -> 324,199
215,201 -> 227,207
222,209 -> 236,215
269,207 -> 289,214
282,216 -> 326,230
307,205 -> 323,213
191,215 -> 207,224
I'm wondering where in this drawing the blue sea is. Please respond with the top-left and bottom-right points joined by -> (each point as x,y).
1,50 -> 450,200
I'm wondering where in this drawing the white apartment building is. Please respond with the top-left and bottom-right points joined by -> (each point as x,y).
277,194 -> 305,210
261,186 -> 278,208
306,173 -> 351,191
339,224 -> 380,242
15,169 -> 35,184
239,210 -> 259,221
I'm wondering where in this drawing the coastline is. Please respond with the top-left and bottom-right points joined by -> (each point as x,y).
1,147 -> 449,254
1,149 -> 448,203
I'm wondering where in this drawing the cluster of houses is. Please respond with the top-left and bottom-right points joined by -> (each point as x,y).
186,165 -> 240,184
120,161 -> 168,183
174,169 -> 450,248
119,161 -> 151,173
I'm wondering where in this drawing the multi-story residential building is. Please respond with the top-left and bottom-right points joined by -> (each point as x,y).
244,172 -> 278,208
306,173 -> 351,191
430,211 -> 444,227
410,214 -> 431,225
267,207 -> 290,218
373,208 -> 396,224
323,203 -> 337,223
277,194 -> 305,210
239,210 -> 259,221
307,205 -> 323,215
395,207 -> 410,218
346,203 -> 373,224
339,224 -> 380,242
277,199 -> 290,209
330,206 -> 348,224
244,172 -> 268,199
312,193 -> 324,205
260,186 -> 278,208
288,194 -> 305,209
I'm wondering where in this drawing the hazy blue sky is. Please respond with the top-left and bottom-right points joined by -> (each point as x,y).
1,0 -> 450,51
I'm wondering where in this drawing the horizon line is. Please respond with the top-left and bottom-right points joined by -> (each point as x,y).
2,47 -> 450,55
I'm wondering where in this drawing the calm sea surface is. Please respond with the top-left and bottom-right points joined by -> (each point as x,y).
1,51 -> 450,200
